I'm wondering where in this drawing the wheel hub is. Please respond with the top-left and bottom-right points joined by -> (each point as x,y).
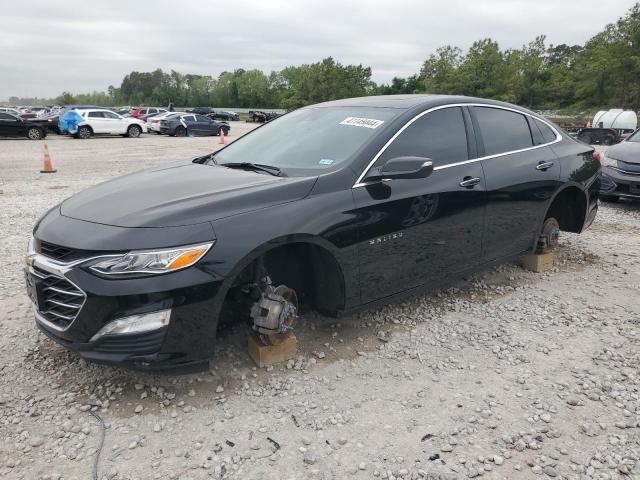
250,284 -> 298,346
537,217 -> 560,253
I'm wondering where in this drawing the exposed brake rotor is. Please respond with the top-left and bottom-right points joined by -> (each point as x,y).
536,217 -> 560,254
250,284 -> 298,346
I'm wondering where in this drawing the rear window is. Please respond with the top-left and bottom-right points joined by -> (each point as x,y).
474,107 -> 533,156
88,111 -> 104,118
535,119 -> 558,143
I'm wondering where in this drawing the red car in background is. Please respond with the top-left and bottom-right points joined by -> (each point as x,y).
129,107 -> 167,119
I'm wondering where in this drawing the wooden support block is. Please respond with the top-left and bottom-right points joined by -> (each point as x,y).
247,332 -> 297,367
521,251 -> 554,273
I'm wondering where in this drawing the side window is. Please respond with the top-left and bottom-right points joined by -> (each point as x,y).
535,119 -> 558,143
103,111 -> 120,119
88,111 -> 104,118
379,107 -> 468,167
474,107 -> 533,156
0,113 -> 15,120
195,114 -> 210,122
184,115 -> 196,123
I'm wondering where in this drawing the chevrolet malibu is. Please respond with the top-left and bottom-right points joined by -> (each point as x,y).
25,95 -> 600,371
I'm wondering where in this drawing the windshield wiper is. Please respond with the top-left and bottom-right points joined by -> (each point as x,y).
221,162 -> 283,177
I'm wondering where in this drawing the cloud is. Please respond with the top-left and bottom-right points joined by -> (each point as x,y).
0,0 -> 632,99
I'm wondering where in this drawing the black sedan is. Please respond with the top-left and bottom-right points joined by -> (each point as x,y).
26,95 -> 600,371
210,110 -> 240,121
159,113 -> 230,137
600,129 -> 640,201
0,112 -> 48,139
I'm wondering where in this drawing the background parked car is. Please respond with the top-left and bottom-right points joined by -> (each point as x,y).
210,110 -> 240,121
247,110 -> 280,123
0,112 -> 47,139
146,111 -> 181,134
188,107 -> 214,115
129,107 -> 167,119
159,113 -> 230,137
0,107 -> 22,116
75,109 -> 147,139
600,128 -> 640,202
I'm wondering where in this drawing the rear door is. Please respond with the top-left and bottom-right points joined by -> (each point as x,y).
353,106 -> 487,303
471,106 -> 561,261
86,111 -> 109,133
181,115 -> 196,133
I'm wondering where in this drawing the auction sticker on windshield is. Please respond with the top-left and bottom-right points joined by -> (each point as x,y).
340,117 -> 384,129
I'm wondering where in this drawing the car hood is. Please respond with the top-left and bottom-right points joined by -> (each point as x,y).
606,142 -> 640,164
60,162 -> 317,228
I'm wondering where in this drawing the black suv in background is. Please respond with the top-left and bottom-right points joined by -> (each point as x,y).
0,112 -> 48,139
26,95 -> 600,371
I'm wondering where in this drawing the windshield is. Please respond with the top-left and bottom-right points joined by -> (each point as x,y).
212,107 -> 400,173
626,129 -> 640,142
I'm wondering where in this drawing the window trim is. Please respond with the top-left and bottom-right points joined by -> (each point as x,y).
353,103 -> 562,188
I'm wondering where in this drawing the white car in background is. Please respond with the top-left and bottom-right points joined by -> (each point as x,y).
146,111 -> 181,133
76,109 -> 147,139
0,107 -> 21,116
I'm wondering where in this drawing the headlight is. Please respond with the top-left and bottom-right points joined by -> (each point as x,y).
89,242 -> 213,276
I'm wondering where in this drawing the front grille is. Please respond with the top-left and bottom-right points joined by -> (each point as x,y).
38,240 -> 99,262
33,266 -> 85,329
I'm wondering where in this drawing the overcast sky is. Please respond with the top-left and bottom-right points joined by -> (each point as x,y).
0,0 -> 634,100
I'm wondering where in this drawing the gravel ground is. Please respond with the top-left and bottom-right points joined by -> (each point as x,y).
0,134 -> 638,480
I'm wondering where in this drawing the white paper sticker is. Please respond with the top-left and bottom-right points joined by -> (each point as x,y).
319,158 -> 335,165
340,117 -> 384,129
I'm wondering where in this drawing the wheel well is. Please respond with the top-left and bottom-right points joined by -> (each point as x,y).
219,242 -> 346,329
545,186 -> 586,233
262,243 -> 345,315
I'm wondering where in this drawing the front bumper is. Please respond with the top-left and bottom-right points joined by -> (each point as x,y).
26,249 -> 226,371
600,165 -> 640,199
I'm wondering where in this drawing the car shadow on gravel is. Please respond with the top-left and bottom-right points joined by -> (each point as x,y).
24,240 -> 602,417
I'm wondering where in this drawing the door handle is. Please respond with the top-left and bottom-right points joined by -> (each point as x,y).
536,161 -> 554,171
459,176 -> 481,188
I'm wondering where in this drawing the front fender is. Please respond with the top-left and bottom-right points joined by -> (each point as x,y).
208,189 -> 360,310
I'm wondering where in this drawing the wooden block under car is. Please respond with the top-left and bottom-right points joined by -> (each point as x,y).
247,332 -> 297,367
521,251 -> 554,272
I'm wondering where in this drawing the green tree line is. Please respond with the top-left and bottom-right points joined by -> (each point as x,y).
8,3 -> 640,112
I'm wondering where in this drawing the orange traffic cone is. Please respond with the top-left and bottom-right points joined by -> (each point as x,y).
219,128 -> 225,145
40,144 -> 57,173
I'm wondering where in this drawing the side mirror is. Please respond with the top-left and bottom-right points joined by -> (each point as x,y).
366,156 -> 434,181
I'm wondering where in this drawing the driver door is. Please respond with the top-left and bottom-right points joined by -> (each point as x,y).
353,106 -> 487,303
102,110 -> 127,134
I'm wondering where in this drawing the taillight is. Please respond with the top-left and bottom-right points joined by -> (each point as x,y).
593,151 -> 601,165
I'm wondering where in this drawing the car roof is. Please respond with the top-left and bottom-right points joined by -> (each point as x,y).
81,108 -> 116,113
311,94 -> 534,114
